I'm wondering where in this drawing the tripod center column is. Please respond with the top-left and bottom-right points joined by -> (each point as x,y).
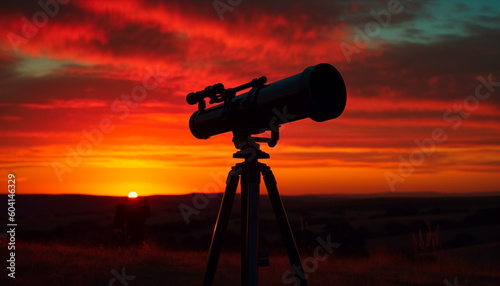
245,162 -> 262,286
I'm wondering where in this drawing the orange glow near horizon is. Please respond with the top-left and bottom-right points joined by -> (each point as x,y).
1,0 -> 499,197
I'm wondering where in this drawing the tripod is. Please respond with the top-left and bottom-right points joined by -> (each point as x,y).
202,135 -> 308,286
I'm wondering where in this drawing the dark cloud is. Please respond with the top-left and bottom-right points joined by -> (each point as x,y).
342,26 -> 500,106
93,23 -> 188,60
0,50 -> 20,83
1,0 -> 58,15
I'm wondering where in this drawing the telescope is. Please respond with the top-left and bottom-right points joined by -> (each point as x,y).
187,63 -> 346,145
188,63 -> 346,286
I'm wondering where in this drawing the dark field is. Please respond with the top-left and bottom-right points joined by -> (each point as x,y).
1,193 -> 499,285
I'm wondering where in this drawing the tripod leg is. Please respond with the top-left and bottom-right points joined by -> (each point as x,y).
245,163 -> 261,286
202,167 -> 240,286
262,167 -> 308,286
240,171 -> 248,286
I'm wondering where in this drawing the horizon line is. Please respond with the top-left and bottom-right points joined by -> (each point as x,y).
7,190 -> 500,198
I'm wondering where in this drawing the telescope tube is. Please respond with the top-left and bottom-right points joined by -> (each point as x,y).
189,63 -> 346,139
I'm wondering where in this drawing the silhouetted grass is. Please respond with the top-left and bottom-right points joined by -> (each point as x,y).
2,240 -> 499,286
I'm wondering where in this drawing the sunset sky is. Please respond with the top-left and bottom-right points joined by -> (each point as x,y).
1,0 -> 499,196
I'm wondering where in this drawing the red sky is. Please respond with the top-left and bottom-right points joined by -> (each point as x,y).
1,0 -> 499,196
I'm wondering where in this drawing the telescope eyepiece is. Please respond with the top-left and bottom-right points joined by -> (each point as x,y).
186,92 -> 198,105
208,83 -> 224,95
186,83 -> 225,105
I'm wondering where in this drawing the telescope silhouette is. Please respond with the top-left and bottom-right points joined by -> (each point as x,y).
188,63 -> 346,142
186,63 -> 346,286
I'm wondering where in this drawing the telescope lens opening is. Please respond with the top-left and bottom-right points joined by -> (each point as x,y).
309,63 -> 347,122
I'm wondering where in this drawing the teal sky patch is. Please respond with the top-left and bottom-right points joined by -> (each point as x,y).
377,0 -> 500,44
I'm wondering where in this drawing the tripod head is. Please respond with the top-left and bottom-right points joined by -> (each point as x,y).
231,128 -> 275,161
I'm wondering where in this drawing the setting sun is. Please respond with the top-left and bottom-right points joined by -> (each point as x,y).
128,191 -> 138,198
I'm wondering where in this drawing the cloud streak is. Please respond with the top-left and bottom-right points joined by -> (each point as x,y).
0,0 -> 499,195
